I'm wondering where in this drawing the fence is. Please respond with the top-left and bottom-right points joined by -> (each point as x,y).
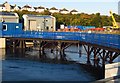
1,31 -> 120,49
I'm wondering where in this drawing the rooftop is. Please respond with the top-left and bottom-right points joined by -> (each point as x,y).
37,6 -> 45,9
0,12 -> 15,16
24,14 -> 52,18
10,5 -> 15,9
60,8 -> 69,11
23,5 -> 31,8
0,4 -> 5,7
50,7 -> 58,10
71,9 -> 78,12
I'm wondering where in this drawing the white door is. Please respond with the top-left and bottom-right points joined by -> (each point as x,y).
29,20 -> 37,31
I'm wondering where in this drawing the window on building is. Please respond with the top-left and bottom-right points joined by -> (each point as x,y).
46,19 -> 48,22
2,24 -> 7,31
46,26 -> 49,30
16,26 -> 19,28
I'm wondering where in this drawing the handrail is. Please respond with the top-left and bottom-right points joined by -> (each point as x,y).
1,31 -> 120,49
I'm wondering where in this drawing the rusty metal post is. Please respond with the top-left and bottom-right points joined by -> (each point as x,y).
24,40 -> 26,48
19,40 -> 25,49
13,40 -> 15,49
58,42 -> 66,61
102,49 -> 106,66
87,46 -> 90,63
78,43 -> 81,57
39,40 -> 42,58
93,47 -> 97,66
58,42 -> 63,60
12,40 -> 16,53
109,51 -> 113,63
102,49 -> 106,78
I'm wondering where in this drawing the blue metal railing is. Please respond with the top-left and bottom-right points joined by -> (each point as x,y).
1,31 -> 120,50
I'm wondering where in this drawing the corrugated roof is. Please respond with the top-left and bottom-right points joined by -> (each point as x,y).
0,12 -> 15,16
26,14 -> 52,18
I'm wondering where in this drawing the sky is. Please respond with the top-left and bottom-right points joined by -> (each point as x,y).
1,0 -> 120,15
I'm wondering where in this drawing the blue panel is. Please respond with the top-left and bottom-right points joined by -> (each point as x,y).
76,26 -> 84,30
68,26 -> 96,30
0,22 -> 2,37
1,24 -> 120,50
67,25 -> 71,28
1,22 -> 23,37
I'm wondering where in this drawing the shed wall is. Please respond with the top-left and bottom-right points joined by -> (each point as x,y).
23,15 -> 56,31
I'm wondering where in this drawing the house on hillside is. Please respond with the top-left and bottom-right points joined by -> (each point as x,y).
35,6 -> 45,13
11,5 -> 21,11
10,5 -> 15,11
49,7 -> 59,13
0,2 -> 11,12
0,4 -> 6,11
0,2 -> 21,12
70,9 -> 79,14
21,5 -> 33,11
60,8 -> 69,14
3,2 -> 11,12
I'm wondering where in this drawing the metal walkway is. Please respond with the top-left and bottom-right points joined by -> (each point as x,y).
1,31 -> 120,50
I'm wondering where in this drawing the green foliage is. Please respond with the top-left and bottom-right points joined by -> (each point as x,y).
13,10 -> 120,27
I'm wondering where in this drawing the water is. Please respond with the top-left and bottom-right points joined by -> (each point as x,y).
1,45 -> 102,82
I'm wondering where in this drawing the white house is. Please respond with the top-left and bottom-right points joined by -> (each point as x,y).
3,2 -> 11,12
11,5 -> 21,11
22,5 -> 32,11
13,6 -> 21,11
60,8 -> 69,14
30,8 -> 35,12
0,2 -> 11,12
49,7 -> 59,13
35,6 -> 45,13
0,4 -> 6,11
70,9 -> 79,14
0,12 -> 19,23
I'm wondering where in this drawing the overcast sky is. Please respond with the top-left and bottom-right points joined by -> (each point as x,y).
1,0 -> 120,15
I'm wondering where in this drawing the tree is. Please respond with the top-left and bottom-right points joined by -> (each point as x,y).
41,10 -> 51,15
13,10 -> 118,28
90,13 -> 102,27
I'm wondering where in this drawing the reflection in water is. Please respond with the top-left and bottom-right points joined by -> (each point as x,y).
1,43 -> 120,81
0,49 -> 6,82
0,49 -> 5,60
117,56 -> 120,82
2,45 -> 104,80
5,45 -> 88,64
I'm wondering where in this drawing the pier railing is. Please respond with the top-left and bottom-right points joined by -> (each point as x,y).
1,31 -> 120,49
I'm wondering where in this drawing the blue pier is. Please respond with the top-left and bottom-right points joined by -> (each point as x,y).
0,22 -> 120,50
1,29 -> 120,50
0,22 -> 120,67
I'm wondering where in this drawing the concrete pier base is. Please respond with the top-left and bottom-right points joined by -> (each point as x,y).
0,38 -> 6,48
105,62 -> 120,79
